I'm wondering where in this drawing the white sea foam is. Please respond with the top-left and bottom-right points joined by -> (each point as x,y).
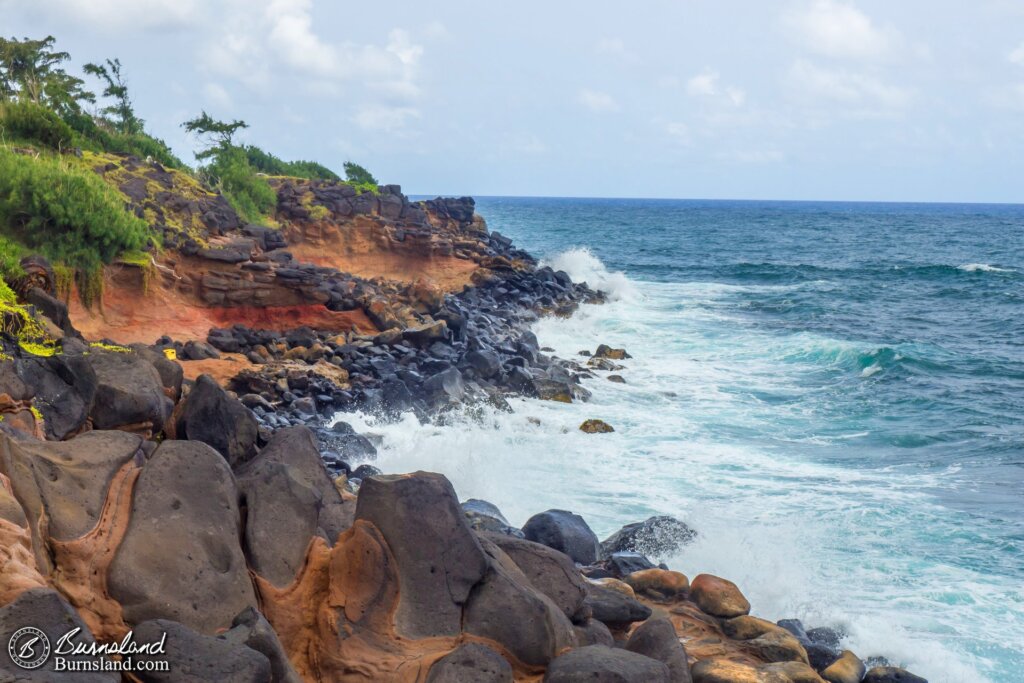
333,249 -> 1015,683
957,263 -> 1014,273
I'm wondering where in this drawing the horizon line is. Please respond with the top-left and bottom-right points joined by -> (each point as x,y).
405,193 -> 1024,207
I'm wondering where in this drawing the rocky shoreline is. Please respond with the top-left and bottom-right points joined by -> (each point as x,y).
0,163 -> 928,682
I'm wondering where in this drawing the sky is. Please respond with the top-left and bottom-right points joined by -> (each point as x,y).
3,0 -> 1024,202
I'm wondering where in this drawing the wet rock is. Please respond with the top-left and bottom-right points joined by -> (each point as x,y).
132,619 -> 271,682
466,349 -> 502,378
421,367 -> 466,409
863,667 -> 928,683
522,509 -> 601,565
721,615 -> 785,641
601,515 -> 697,558
604,551 -> 656,578
580,418 -> 615,433
482,532 -> 589,623
237,426 -> 354,587
0,588 -> 118,681
544,645 -> 671,683
221,607 -> 302,683
462,499 -> 525,538
624,568 -> 690,602
464,536 -> 575,666
689,574 -> 750,618
608,374 -> 627,383
747,629 -> 810,664
777,619 -> 809,641
690,659 -> 771,683
426,643 -> 513,683
355,472 -> 488,638
625,618 -> 692,683
763,662 -> 829,683
584,582 -> 652,631
822,651 -> 866,683
170,374 -> 258,468
806,626 -> 845,650
86,349 -> 174,433
594,344 -> 631,360
109,440 -> 257,633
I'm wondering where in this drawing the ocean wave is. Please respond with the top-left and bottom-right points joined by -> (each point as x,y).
542,247 -> 639,302
956,263 -> 1015,273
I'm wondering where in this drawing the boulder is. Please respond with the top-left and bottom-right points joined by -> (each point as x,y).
466,349 -> 502,379
108,440 -> 257,633
0,431 -> 143,573
522,509 -> 601,565
86,350 -> 174,432
863,667 -> 928,683
426,643 -> 513,683
421,367 -> 466,408
236,426 -> 354,586
463,536 -> 575,666
746,630 -> 810,664
625,618 -> 692,683
605,551 -> 656,578
624,568 -> 690,602
594,344 -> 630,360
689,574 -> 750,618
14,354 -> 96,440
544,645 -> 670,683
574,618 -> 615,647
221,607 -> 302,683
721,616 -> 784,641
130,344 -> 185,401
764,662 -> 830,683
580,419 -> 614,434
132,619 -> 271,682
355,472 -> 488,638
690,659 -> 777,683
170,374 -> 258,468
584,582 -> 652,631
601,516 -> 696,558
482,532 -> 589,622
822,651 -> 866,683
0,588 -> 118,681
462,499 -> 524,538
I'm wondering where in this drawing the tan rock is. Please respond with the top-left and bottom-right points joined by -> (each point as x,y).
691,658 -> 788,683
690,574 -> 751,618
580,419 -> 615,433
589,577 -> 637,598
747,630 -> 810,665
721,615 -> 785,641
764,661 -> 827,683
624,568 -> 689,602
822,650 -> 866,683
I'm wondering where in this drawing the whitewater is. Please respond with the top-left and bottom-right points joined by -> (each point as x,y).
338,197 -> 1024,683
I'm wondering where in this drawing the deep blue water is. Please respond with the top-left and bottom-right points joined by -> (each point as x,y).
386,197 -> 1024,681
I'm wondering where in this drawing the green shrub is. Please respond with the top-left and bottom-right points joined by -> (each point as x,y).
203,147 -> 276,223
0,147 -> 149,305
243,144 -> 340,181
0,235 -> 26,282
0,101 -> 77,149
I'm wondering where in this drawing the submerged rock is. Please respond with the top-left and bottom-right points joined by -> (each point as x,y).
580,418 -> 615,433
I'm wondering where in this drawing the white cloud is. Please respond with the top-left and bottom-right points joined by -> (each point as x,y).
578,88 -> 620,112
788,59 -> 910,110
24,0 -> 199,30
784,0 -> 900,61
686,69 -> 746,106
352,104 -> 420,133
1009,43 -> 1024,66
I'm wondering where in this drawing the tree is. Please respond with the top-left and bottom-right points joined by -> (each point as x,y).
343,161 -> 378,186
83,58 -> 143,135
0,35 -> 92,115
181,111 -> 247,160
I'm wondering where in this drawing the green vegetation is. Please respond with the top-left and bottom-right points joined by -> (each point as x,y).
343,161 -> 378,186
0,275 -> 58,356
83,58 -> 143,135
0,35 -> 93,119
243,144 -> 340,181
202,146 -> 277,224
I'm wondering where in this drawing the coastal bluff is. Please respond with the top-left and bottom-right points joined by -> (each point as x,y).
0,156 -> 926,682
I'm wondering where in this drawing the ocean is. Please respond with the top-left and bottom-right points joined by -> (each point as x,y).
341,197 -> 1024,683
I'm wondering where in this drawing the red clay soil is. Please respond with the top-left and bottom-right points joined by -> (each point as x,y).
68,276 -> 377,346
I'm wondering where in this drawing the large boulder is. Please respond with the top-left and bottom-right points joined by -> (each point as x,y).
584,582 -> 652,631
463,536 -> 576,666
482,531 -> 589,623
236,426 -> 354,587
14,354 -> 96,440
354,472 -> 488,638
130,344 -> 185,402
522,509 -> 601,565
220,607 -> 302,683
170,374 -> 258,468
462,499 -> 524,538
132,619 -> 271,682
0,431 -> 143,573
0,588 -> 119,681
689,574 -> 750,618
822,651 -> 866,683
601,516 -> 696,559
863,667 -> 928,683
426,642 -> 513,683
108,440 -> 257,633
625,618 -> 692,683
624,568 -> 690,602
544,645 -> 671,683
86,350 -> 174,433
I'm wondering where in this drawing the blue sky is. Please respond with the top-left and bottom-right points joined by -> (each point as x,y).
4,0 -> 1024,202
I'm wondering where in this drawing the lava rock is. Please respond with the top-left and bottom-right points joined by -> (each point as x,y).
584,582 -> 652,631
601,516 -> 697,559
625,618 -> 692,683
580,418 -> 614,433
426,643 -> 513,683
544,645 -> 670,683
689,574 -> 750,618
462,499 -> 525,538
522,509 -> 601,565
863,667 -> 929,683
170,374 -> 258,468
132,619 -> 271,682
86,349 -> 174,432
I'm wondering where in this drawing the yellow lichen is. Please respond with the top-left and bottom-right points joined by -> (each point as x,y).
89,342 -> 132,353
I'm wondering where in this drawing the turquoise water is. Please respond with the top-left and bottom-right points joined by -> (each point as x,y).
353,198 -> 1024,682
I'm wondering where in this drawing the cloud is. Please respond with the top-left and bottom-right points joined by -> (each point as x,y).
203,83 -> 233,109
784,0 -> 900,61
578,88 -> 620,112
18,0 -> 200,31
686,69 -> 746,106
787,59 -> 910,111
716,148 -> 786,164
1010,43 -> 1024,67
352,104 -> 420,133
